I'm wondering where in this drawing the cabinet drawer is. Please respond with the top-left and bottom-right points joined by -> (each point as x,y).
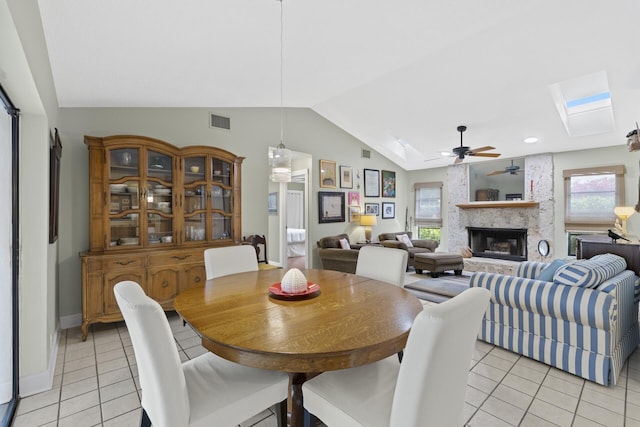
148,250 -> 203,266
103,255 -> 146,270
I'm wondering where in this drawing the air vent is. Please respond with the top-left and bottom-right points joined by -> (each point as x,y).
209,113 -> 231,130
362,149 -> 371,159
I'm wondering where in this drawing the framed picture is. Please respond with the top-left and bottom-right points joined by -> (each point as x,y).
381,170 -> 396,197
348,191 -> 360,206
506,193 -> 523,201
364,169 -> 380,197
382,202 -> 395,219
268,192 -> 277,215
364,202 -> 379,216
349,206 -> 361,223
318,191 -> 345,223
320,159 -> 337,188
340,165 -> 353,189
49,128 -> 62,243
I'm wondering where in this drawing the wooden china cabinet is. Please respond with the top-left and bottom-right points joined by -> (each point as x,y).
80,135 -> 244,339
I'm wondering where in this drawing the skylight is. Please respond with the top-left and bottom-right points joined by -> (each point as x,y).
549,71 -> 615,137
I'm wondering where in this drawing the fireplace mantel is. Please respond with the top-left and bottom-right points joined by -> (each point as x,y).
456,201 -> 539,209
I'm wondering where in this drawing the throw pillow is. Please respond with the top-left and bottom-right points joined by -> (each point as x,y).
396,234 -> 414,248
535,259 -> 566,282
585,253 -> 627,280
553,261 -> 603,288
339,238 -> 351,250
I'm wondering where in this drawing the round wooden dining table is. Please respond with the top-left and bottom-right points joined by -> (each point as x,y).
173,268 -> 423,427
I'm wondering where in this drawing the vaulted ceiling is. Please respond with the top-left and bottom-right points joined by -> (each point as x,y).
38,0 -> 640,170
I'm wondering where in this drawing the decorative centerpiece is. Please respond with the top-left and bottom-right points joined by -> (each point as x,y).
281,268 -> 308,294
269,268 -> 320,300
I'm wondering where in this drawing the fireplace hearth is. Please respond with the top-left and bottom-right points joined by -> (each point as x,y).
467,227 -> 528,261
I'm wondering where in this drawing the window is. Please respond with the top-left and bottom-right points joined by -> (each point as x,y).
414,182 -> 442,228
417,227 -> 441,242
563,165 -> 625,231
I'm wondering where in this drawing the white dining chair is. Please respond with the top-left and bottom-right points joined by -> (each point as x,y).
204,244 -> 259,280
113,281 -> 289,427
302,287 -> 490,427
355,245 -> 408,287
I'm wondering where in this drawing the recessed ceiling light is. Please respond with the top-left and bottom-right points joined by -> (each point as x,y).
524,137 -> 538,144
440,151 -> 451,156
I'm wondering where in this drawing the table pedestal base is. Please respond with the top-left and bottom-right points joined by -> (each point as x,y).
287,372 -> 319,427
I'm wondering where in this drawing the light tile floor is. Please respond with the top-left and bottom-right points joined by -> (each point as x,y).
12,306 -> 640,427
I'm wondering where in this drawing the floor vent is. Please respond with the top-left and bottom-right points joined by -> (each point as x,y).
362,149 -> 371,159
210,113 -> 231,130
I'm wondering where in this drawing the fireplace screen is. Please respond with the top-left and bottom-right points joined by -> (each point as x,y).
467,227 -> 527,261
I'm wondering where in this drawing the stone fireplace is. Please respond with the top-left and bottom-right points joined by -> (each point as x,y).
446,153 -> 554,271
467,227 -> 528,261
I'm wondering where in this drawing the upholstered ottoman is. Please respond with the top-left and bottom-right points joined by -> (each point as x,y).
414,252 -> 464,277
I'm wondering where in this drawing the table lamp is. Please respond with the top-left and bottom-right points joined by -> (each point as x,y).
614,206 -> 635,236
360,215 -> 377,243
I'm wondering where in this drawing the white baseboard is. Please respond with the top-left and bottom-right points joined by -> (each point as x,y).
59,313 -> 82,330
19,328 -> 60,397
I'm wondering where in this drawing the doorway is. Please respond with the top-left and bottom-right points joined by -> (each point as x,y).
285,170 -> 309,269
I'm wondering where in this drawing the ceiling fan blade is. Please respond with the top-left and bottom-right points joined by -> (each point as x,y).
472,152 -> 501,158
468,146 -> 496,154
454,156 -> 463,164
486,170 -> 506,176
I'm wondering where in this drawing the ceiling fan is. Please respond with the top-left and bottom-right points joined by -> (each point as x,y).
452,125 -> 501,164
487,160 -> 524,176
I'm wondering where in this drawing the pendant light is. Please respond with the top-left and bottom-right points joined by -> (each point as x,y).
270,0 -> 292,182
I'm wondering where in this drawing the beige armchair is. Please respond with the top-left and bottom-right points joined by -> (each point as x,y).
317,234 -> 360,273
378,231 -> 438,269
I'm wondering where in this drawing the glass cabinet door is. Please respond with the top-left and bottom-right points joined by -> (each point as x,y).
146,183 -> 173,245
145,150 -> 175,246
107,147 -> 176,248
108,148 -> 141,247
210,158 -> 233,241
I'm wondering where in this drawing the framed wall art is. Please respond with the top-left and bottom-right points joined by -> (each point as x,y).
382,202 -> 395,219
364,202 -> 379,216
364,168 -> 380,197
318,191 -> 345,223
348,191 -> 360,206
340,165 -> 353,189
381,170 -> 396,197
267,192 -> 277,215
348,206 -> 361,223
49,128 -> 62,243
320,159 -> 337,188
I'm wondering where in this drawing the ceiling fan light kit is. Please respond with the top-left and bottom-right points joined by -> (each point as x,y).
452,125 -> 501,164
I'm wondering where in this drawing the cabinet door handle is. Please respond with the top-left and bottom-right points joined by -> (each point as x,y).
195,276 -> 201,283
172,255 -> 191,260
162,280 -> 169,288
115,260 -> 135,266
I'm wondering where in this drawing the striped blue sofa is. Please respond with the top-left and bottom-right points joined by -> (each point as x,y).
470,254 -> 639,386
